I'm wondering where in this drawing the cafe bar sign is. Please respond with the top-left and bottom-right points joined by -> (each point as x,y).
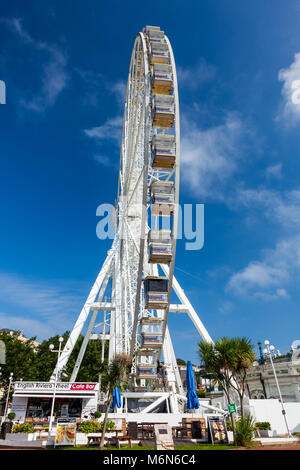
14,381 -> 99,395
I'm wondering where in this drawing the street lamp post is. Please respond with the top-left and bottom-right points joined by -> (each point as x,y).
263,340 -> 292,438
3,372 -> 14,421
47,337 -> 64,444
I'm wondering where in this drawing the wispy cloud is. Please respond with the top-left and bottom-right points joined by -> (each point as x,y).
234,187 -> 300,230
2,17 -> 68,112
84,115 -> 122,166
226,235 -> 300,300
177,59 -> 216,89
0,272 -> 85,339
265,162 -> 283,180
84,116 -> 122,143
181,111 -> 249,199
277,52 -> 300,124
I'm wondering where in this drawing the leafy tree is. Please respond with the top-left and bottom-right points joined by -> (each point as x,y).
34,332 -> 108,382
99,353 -> 131,450
228,337 -> 255,418
0,331 -> 38,401
176,358 -> 186,365
198,336 -> 256,436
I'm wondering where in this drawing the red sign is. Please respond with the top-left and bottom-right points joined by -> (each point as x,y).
70,383 -> 96,391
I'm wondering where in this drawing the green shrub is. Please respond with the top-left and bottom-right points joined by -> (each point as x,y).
196,390 -> 206,398
12,423 -> 34,433
235,414 -> 255,447
93,411 -> 102,419
7,412 -> 16,421
255,421 -> 271,430
100,420 -> 115,431
79,420 -> 102,434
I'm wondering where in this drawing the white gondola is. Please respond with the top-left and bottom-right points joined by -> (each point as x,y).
136,350 -> 158,379
144,26 -> 165,43
151,134 -> 175,169
148,229 -> 172,264
151,64 -> 173,95
150,180 -> 175,214
149,42 -> 169,65
144,276 -> 169,310
140,316 -> 164,348
152,94 -> 175,128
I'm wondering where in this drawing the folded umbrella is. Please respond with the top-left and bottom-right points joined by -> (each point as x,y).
186,361 -> 200,410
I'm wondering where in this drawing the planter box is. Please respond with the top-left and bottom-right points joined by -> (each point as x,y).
6,433 -> 35,441
257,429 -> 271,438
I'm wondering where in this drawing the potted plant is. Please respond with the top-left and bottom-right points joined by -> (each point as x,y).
7,412 -> 16,422
92,411 -> 102,420
10,422 -> 35,441
255,422 -> 271,437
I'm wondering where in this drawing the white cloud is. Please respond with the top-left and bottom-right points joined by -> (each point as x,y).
109,80 -> 126,106
0,273 -> 85,339
234,187 -> 300,229
177,59 -> 216,89
3,17 -> 68,112
265,163 -> 283,180
181,112 -> 248,199
84,116 -> 122,143
227,235 -> 300,300
278,52 -> 300,123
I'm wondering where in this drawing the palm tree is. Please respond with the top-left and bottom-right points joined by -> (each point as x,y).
228,337 -> 255,418
198,336 -> 255,436
99,353 -> 131,450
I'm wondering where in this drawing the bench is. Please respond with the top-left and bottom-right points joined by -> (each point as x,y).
111,435 -> 133,448
87,433 -> 105,446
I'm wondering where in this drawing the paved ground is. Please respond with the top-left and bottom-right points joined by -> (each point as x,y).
247,444 -> 300,450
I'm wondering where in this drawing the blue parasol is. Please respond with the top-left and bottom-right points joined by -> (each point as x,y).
186,361 -> 200,410
110,386 -> 122,411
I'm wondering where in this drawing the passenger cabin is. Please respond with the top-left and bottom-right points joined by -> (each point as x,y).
150,180 -> 175,215
136,350 -> 158,379
149,42 -> 169,65
140,317 -> 164,348
148,229 -> 172,264
151,64 -> 173,95
144,276 -> 169,310
151,134 -> 175,169
144,26 -> 165,42
152,94 -> 175,128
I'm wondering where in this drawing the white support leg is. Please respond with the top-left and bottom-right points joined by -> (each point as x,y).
51,248 -> 115,381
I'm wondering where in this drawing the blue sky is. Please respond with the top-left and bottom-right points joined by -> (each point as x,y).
1,0 -> 300,364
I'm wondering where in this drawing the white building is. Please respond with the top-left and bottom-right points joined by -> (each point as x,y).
246,341 -> 300,402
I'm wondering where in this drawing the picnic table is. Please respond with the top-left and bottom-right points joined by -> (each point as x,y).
87,429 -> 123,446
138,422 -> 168,439
171,426 -> 188,438
111,435 -> 134,448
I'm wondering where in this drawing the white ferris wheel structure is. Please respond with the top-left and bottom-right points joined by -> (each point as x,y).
51,26 -> 215,414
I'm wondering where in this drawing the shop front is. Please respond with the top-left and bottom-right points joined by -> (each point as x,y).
11,382 -> 99,423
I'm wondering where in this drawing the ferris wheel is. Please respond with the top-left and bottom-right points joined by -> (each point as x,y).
52,26 -> 213,413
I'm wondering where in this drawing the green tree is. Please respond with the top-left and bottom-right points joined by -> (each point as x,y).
198,336 -> 256,433
35,332 -> 108,382
99,354 -> 131,450
176,358 -> 186,365
199,338 -> 237,435
227,337 -> 255,418
0,331 -> 38,401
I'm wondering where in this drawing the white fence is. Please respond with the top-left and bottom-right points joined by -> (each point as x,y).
249,399 -> 300,435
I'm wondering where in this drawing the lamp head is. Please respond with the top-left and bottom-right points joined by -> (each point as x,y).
270,345 -> 275,352
49,344 -> 54,350
58,337 -> 64,343
264,340 -> 270,346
